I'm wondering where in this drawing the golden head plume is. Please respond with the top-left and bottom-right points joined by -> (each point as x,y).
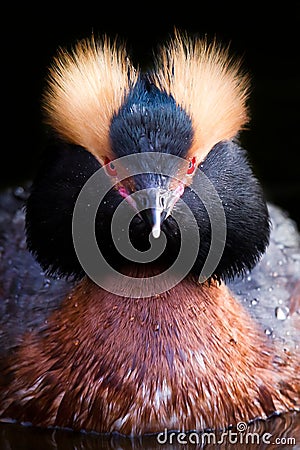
43,36 -> 138,161
152,31 -> 250,161
43,32 -> 249,162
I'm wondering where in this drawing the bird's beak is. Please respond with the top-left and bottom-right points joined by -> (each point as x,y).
141,194 -> 165,239
151,206 -> 165,239
139,185 -> 184,239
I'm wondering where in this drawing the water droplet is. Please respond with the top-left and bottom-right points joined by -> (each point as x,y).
74,302 -> 78,308
275,306 -> 289,321
247,275 -> 252,281
154,324 -> 160,331
74,339 -> 80,346
15,186 -> 24,195
43,279 -> 51,288
264,327 -> 273,336
268,287 -> 273,292
251,298 -> 259,306
13,186 -> 29,200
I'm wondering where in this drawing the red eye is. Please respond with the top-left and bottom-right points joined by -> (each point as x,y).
187,156 -> 196,175
104,157 -> 117,177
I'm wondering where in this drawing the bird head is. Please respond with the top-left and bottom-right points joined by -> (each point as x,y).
26,33 -> 270,286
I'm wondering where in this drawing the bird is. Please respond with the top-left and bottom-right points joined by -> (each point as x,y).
0,31 -> 299,436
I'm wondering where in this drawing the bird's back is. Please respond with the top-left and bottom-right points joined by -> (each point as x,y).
0,186 -> 73,359
229,203 -> 300,354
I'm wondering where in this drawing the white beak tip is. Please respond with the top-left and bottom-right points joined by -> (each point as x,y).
152,225 -> 161,239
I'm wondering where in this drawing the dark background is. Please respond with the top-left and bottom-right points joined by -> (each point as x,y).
2,4 -> 300,227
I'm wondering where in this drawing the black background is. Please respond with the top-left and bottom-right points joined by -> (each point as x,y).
2,4 -> 300,227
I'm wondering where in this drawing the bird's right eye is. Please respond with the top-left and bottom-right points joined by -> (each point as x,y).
186,156 -> 197,175
104,157 -> 118,177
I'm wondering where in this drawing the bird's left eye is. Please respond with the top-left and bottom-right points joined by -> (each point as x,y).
187,156 -> 197,175
104,158 -> 117,177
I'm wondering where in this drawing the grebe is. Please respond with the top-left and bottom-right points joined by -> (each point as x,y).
0,32 -> 299,435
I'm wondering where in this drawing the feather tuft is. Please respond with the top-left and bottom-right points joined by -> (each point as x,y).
43,32 -> 250,163
43,36 -> 138,161
152,31 -> 250,161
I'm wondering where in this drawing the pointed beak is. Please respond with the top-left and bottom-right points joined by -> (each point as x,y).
142,207 -> 167,239
139,185 -> 184,239
152,208 -> 164,239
